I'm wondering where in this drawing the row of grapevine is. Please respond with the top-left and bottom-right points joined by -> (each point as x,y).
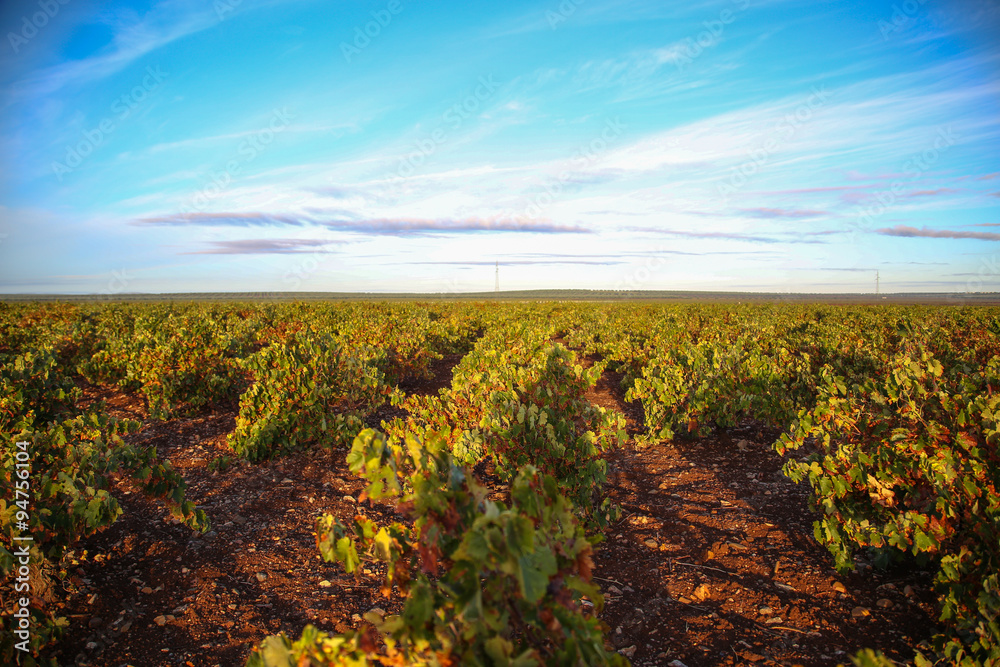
228,331 -> 398,461
387,310 -> 625,518
1,300 -> 484,664
226,302 -> 485,461
563,303 -> 1000,665
247,307 -> 631,666
0,303 -> 209,664
778,323 -> 1000,666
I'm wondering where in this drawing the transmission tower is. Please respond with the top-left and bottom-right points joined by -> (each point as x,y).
875,270 -> 880,295
495,261 -> 499,293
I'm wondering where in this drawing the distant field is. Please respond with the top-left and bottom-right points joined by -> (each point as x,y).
3,289 -> 1000,305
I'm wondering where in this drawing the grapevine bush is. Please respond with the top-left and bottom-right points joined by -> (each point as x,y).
779,350 -> 1000,665
393,322 -> 624,523
228,333 -> 397,462
247,429 -> 625,667
1,412 -> 208,664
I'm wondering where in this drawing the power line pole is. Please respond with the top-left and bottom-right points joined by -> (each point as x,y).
495,261 -> 499,293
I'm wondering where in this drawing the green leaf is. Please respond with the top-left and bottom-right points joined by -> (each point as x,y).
403,579 -> 435,628
913,530 -> 936,554
517,548 -> 557,603
504,516 -> 535,557
460,529 -> 490,563
335,536 -> 360,572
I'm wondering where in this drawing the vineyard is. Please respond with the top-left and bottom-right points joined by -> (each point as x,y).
1,300 -> 998,667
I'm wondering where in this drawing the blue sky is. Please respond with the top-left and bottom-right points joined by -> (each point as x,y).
0,0 -> 998,294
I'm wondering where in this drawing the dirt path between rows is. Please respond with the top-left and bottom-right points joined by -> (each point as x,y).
56,354 -> 463,667
53,349 -> 938,667
580,352 -> 939,666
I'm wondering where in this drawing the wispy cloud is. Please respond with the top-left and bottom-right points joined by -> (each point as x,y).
738,207 -> 827,219
571,46 -> 682,93
302,207 -> 365,221
882,261 -> 948,265
906,188 -> 959,197
876,225 -> 1000,241
321,218 -> 593,236
141,122 -> 355,156
788,266 -> 875,272
627,227 -> 782,243
183,238 -> 342,254
584,63 -> 1000,206
405,259 -> 625,266
308,184 -> 380,201
136,212 -> 306,227
137,211 -> 595,236
758,185 -> 872,195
